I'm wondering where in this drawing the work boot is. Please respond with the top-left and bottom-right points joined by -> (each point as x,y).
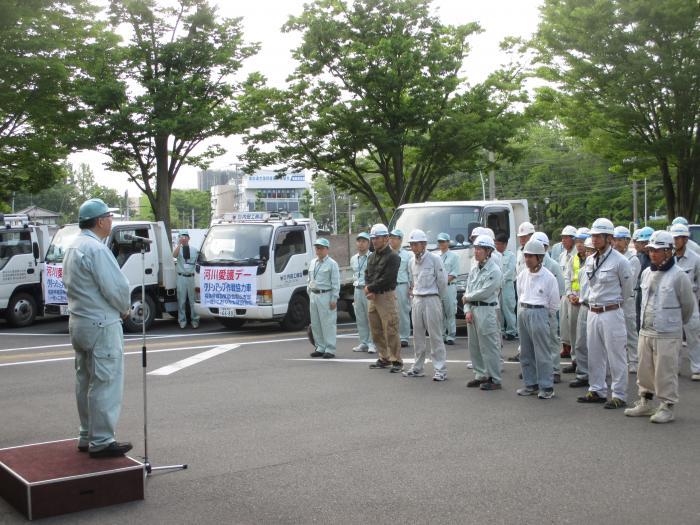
322,353 -> 335,359
569,378 -> 589,388
603,397 -> 627,409
369,359 -> 390,369
480,379 -> 502,391
400,340 -> 409,348
466,378 -> 487,388
553,373 -> 561,384
577,391 -> 607,403
560,344 -> 571,358
650,403 -> 675,424
624,398 -> 656,417
390,361 -> 403,373
310,351 -> 324,358
563,362 -> 577,374
516,385 -> 539,396
89,441 -> 133,458
507,355 -> 520,363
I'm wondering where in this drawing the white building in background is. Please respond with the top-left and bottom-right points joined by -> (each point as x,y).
210,169 -> 310,220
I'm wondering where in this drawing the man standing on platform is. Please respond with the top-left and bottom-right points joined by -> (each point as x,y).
437,233 -> 460,345
173,231 -> 200,329
390,229 -> 412,348
63,198 -> 132,458
365,224 -> 403,373
351,232 -> 376,354
308,238 -> 340,359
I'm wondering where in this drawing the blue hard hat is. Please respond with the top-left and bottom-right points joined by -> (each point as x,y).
389,229 -> 403,238
672,216 -> 689,226
437,232 -> 450,242
636,227 -> 654,241
78,198 -> 110,221
314,238 -> 330,248
356,232 -> 370,241
179,231 -> 190,237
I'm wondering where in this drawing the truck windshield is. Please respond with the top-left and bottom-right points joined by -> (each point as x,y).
390,206 -> 481,246
0,230 -> 33,270
199,224 -> 273,265
45,225 -> 81,264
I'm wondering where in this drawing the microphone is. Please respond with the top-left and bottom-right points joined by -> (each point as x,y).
124,233 -> 153,244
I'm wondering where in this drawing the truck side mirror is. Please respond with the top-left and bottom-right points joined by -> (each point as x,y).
259,245 -> 270,261
32,241 -> 40,260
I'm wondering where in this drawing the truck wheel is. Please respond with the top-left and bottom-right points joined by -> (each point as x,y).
7,293 -> 37,327
123,294 -> 156,333
219,317 -> 245,330
281,294 -> 310,331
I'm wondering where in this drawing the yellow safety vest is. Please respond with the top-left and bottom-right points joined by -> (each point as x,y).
572,254 -> 582,292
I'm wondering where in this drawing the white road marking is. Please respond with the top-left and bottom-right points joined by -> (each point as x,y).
148,344 -> 240,376
0,343 -> 72,353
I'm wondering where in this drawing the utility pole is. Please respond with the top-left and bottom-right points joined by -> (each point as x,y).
488,151 -> 496,199
644,178 -> 648,226
632,179 -> 638,226
330,185 -> 337,234
191,208 -> 195,229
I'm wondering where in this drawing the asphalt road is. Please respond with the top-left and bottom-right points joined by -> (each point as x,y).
1,315 -> 699,524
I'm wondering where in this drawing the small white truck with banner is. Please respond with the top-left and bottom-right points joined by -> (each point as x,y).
196,212 -> 354,330
44,220 -> 179,332
0,214 -> 53,327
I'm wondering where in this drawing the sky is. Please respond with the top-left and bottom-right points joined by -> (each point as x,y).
69,0 -> 544,194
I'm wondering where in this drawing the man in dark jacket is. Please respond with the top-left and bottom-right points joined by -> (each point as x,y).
365,223 -> 402,372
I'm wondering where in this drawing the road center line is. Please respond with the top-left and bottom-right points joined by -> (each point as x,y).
148,344 -> 240,376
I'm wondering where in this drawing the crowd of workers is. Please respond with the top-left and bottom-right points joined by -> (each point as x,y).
307,216 -> 700,424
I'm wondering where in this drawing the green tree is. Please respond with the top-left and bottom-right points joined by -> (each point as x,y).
170,189 -> 212,228
254,191 -> 265,211
0,0 -> 115,201
242,0 -> 527,224
532,0 -> 700,221
89,0 -> 259,233
299,190 -> 313,218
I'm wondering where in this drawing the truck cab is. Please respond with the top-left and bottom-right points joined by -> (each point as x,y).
197,212 -> 317,330
0,214 -> 51,327
389,199 -> 529,317
44,221 -> 178,331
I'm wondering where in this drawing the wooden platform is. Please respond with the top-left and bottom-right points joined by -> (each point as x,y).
0,439 -> 144,520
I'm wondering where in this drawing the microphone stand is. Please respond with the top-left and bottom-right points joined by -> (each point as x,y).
137,240 -> 187,476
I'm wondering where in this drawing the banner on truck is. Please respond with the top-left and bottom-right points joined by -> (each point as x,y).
200,266 -> 257,307
44,263 -> 67,304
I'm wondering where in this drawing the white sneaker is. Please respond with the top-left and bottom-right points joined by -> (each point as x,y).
402,368 -> 425,378
367,346 -> 377,354
624,398 -> 655,417
650,403 -> 674,424
691,373 -> 700,381
352,344 -> 368,352
432,370 -> 447,382
466,362 -> 473,370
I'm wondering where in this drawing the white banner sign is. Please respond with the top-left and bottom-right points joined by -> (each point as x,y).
200,266 -> 257,307
43,263 -> 67,304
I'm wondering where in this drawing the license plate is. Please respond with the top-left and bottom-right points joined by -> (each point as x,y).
219,307 -> 237,317
60,305 -> 70,316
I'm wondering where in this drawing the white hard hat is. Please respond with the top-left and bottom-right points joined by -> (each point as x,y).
470,226 -> 486,238
590,218 -> 615,235
584,237 -> 594,249
473,234 -> 495,250
561,225 -> 577,237
517,222 -> 535,237
670,223 -> 690,237
482,227 -> 495,239
408,229 -> 428,243
575,227 -> 590,239
370,223 -> 389,238
533,231 -> 550,246
613,226 -> 631,239
523,239 -> 546,255
672,216 -> 689,226
648,230 -> 674,250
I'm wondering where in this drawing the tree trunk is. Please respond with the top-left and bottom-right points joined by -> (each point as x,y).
658,157 -> 676,220
154,134 -> 171,236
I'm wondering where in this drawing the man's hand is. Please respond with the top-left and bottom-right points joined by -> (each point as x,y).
121,311 -> 130,320
462,294 -> 469,304
465,311 -> 474,324
330,301 -> 337,310
568,294 -> 579,305
366,292 -> 376,301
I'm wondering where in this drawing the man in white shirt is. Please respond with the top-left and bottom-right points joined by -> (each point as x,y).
516,239 -> 561,399
403,229 -> 449,381
390,229 -> 413,348
577,218 -> 633,409
558,225 -> 578,358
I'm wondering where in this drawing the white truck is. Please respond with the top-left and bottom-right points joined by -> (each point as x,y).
389,199 -> 530,317
196,212 -> 354,330
0,214 -> 53,327
44,220 -> 179,332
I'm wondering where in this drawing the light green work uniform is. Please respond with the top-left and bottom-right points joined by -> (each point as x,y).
63,229 -> 130,451
543,253 -> 566,374
440,249 -> 460,342
463,256 -> 503,383
396,248 -> 413,343
500,249 -> 517,337
176,245 -> 200,327
351,252 -> 373,350
308,255 -> 340,355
